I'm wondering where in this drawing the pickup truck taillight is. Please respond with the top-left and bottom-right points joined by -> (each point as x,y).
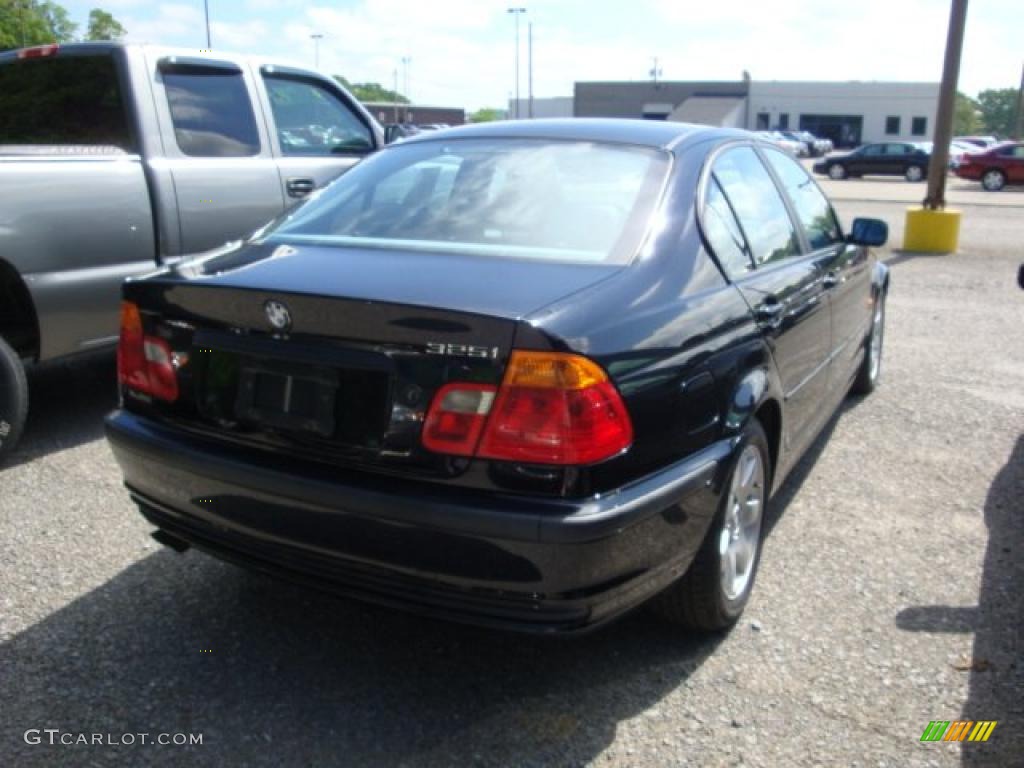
117,302 -> 179,402
17,44 -> 59,59
422,351 -> 633,465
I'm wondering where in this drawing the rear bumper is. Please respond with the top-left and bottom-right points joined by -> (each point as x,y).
105,410 -> 731,633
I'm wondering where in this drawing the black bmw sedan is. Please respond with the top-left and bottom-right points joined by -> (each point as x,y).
106,119 -> 889,634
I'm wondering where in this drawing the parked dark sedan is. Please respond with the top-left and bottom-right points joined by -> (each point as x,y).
105,120 -> 890,634
813,141 -> 931,181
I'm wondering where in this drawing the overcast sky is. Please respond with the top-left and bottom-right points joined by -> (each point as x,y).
64,0 -> 1021,110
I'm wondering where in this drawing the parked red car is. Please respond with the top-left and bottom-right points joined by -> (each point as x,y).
954,141 -> 1024,191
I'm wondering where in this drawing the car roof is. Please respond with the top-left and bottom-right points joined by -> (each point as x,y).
397,118 -> 748,151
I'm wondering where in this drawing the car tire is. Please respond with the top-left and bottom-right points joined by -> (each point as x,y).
981,169 -> 1006,191
652,419 -> 771,631
851,290 -> 886,395
905,165 -> 924,182
828,164 -> 847,180
0,335 -> 28,461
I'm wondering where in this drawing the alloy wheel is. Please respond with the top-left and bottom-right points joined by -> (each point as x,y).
719,444 -> 765,601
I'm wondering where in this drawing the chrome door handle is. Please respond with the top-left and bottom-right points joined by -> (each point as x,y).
823,270 -> 840,289
286,178 -> 315,198
756,300 -> 785,330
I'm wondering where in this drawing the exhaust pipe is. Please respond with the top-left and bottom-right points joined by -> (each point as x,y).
151,529 -> 191,553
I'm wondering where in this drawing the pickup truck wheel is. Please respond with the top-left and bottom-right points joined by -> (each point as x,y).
828,163 -> 847,180
852,291 -> 886,395
652,420 -> 770,631
0,336 -> 28,460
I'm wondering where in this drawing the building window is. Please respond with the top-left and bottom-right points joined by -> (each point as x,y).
912,116 -> 927,136
756,112 -> 770,130
885,116 -> 900,135
778,113 -> 789,130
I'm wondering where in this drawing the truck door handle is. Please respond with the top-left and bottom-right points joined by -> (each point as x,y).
755,298 -> 785,330
823,270 -> 840,289
286,178 -> 315,198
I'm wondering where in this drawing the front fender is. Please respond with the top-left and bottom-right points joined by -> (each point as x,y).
872,257 -> 890,298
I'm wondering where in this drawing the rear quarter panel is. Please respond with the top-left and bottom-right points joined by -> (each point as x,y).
523,140 -> 779,496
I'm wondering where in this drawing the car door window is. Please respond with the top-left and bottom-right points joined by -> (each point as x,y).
862,145 -> 884,157
162,69 -> 260,157
763,148 -> 842,250
263,75 -> 373,156
885,144 -> 908,156
702,177 -> 754,277
712,146 -> 801,267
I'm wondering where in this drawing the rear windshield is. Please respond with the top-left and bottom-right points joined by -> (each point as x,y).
265,138 -> 670,264
0,54 -> 133,150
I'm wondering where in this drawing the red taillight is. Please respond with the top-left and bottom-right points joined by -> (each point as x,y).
421,382 -> 496,456
17,44 -> 59,59
422,351 -> 633,466
117,301 -> 179,402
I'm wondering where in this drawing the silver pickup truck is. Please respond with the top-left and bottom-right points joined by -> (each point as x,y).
0,42 -> 383,457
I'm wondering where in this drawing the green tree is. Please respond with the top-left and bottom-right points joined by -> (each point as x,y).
85,7 -> 125,41
953,91 -> 979,135
1,0 -> 57,48
469,107 -> 504,123
976,88 -> 1017,137
334,76 -> 409,104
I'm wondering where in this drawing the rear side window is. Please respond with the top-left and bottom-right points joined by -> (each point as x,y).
0,55 -> 132,149
162,68 -> 260,157
763,149 -> 842,250
702,177 -> 753,277
712,147 -> 800,267
263,75 -> 373,156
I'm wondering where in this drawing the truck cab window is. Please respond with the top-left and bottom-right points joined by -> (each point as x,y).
263,75 -> 374,157
163,69 -> 260,157
0,55 -> 132,150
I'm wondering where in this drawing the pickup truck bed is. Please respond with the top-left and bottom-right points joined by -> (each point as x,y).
0,42 -> 383,458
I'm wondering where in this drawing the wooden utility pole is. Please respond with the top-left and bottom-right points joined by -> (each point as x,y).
923,0 -> 968,210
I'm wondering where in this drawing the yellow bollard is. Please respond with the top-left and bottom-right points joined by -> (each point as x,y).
903,207 -> 961,253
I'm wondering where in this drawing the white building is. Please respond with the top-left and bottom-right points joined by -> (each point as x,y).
507,96 -> 574,120
569,79 -> 940,147
747,81 -> 941,145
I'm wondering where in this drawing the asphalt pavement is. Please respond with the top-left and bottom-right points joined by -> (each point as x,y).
1,185 -> 1022,767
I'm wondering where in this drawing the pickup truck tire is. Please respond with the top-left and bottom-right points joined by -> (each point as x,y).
652,419 -> 770,631
0,335 -> 28,460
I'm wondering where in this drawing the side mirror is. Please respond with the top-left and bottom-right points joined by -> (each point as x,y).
848,217 -> 888,247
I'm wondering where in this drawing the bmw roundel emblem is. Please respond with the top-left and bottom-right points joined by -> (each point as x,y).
264,300 -> 292,332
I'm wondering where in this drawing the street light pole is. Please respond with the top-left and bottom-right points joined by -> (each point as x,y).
311,33 -> 323,69
507,8 -> 526,119
203,0 -> 211,48
528,22 -> 534,119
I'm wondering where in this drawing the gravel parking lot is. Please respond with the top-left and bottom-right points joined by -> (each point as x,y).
1,176 -> 1021,767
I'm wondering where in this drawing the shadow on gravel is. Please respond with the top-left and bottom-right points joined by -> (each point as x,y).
881,250 -> 951,269
1,351 -> 116,470
895,435 -> 1023,767
1,549 -> 725,767
763,395 -> 866,537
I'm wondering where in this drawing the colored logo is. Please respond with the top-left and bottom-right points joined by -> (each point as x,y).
920,721 -> 997,742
